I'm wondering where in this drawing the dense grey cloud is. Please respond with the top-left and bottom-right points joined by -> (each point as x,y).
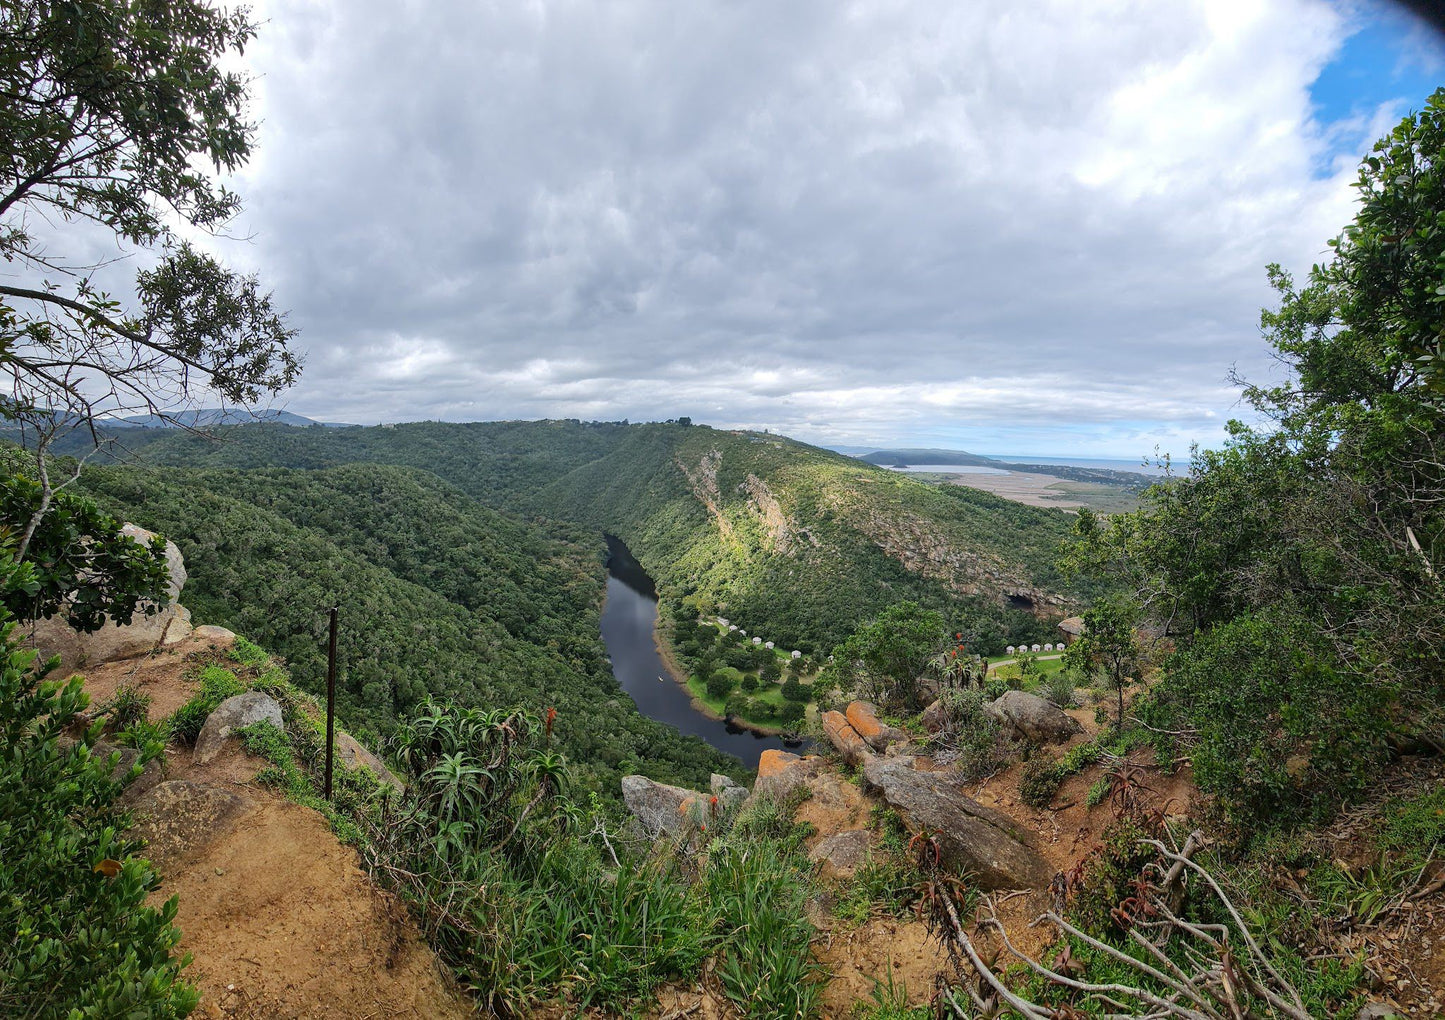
193,0 -> 1434,454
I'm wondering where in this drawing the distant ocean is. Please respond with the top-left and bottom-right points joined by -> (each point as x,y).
987,455 -> 1167,476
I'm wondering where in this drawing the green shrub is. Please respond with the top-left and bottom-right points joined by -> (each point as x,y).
724,693 -> 750,718
778,701 -> 806,726
705,839 -> 824,1018
780,677 -> 807,702
739,674 -> 759,693
1085,776 -> 1111,808
100,682 -> 152,730
0,619 -> 197,1018
1019,756 -> 1063,808
1042,670 -> 1075,709
1069,816 -> 1160,937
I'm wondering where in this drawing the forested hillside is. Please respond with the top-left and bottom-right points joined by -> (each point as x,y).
67,420 -> 1080,654
75,462 -> 737,795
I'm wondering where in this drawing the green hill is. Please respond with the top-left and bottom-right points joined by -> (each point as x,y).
76,461 -> 737,796
67,420 -> 1081,653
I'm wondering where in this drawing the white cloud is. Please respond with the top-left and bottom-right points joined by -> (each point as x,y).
177,0 -> 1421,455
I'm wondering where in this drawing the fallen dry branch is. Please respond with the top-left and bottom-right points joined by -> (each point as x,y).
930,829 -> 1316,1020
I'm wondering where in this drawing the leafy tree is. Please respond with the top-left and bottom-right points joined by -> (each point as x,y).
0,0 -> 299,423
829,601 -> 945,710
759,659 -> 781,684
0,0 -> 299,558
779,677 -> 807,702
1061,92 -> 1445,816
705,670 -> 735,700
1072,596 -> 1140,727
0,471 -> 168,629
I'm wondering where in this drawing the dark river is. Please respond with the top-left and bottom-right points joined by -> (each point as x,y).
601,535 -> 807,768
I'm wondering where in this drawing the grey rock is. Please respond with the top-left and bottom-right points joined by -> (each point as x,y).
191,624 -> 237,647
1356,1005 -> 1403,1020
710,773 -> 747,811
920,698 -> 950,733
621,775 -> 707,838
863,758 -> 1052,889
985,690 -> 1083,744
809,829 -> 876,878
25,523 -> 190,668
335,731 -> 405,793
128,780 -> 251,871
193,691 -> 283,764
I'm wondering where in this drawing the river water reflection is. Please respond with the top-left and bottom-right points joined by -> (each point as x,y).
600,535 -> 808,768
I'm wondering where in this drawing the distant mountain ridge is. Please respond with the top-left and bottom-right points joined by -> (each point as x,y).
104,408 -> 356,429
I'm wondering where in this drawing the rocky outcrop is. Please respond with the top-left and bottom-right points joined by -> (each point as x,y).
809,829 -> 875,879
752,749 -> 826,800
192,624 -> 238,648
129,780 -> 251,871
194,691 -> 284,764
26,523 -> 193,668
822,710 -> 874,767
845,701 -> 907,752
985,690 -> 1082,745
711,773 -> 748,812
621,775 -> 715,838
336,731 -> 405,793
863,758 -> 1051,889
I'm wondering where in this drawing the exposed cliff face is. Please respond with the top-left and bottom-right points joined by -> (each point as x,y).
840,502 -> 1062,611
672,439 -> 1064,618
675,448 -> 734,542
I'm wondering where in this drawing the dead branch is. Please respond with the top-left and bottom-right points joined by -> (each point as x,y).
928,830 -> 1316,1020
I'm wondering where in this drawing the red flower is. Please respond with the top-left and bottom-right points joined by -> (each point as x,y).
544,706 -> 557,736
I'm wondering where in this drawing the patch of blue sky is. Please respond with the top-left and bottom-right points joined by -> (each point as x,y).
1309,1 -> 1445,175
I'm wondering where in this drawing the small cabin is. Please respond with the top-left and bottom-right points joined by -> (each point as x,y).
1006,645 -> 1016,655
764,641 -> 775,650
791,650 -> 802,659
752,636 -> 762,645
1031,644 -> 1041,652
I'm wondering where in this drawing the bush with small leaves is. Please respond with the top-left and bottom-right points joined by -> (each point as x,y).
1018,756 -> 1064,808
0,615 -> 198,1018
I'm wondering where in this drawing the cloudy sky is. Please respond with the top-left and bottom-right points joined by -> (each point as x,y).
203,0 -> 1442,457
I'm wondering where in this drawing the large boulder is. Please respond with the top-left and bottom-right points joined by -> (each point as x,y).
621,775 -> 710,838
845,701 -> 907,752
128,780 -> 251,871
822,710 -> 873,767
752,749 -> 826,801
863,758 -> 1052,889
985,690 -> 1082,744
809,829 -> 876,879
26,523 -> 192,668
193,691 -> 284,764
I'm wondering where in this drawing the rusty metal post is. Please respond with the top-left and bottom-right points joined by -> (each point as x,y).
324,606 -> 338,801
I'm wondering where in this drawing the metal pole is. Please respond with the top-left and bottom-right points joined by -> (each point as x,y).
324,606 -> 337,801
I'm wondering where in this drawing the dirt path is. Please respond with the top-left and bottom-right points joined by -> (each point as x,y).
78,643 -> 470,1020
162,788 -> 469,1020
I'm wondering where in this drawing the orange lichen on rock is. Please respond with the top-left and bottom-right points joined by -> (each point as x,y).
822,710 -> 872,766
